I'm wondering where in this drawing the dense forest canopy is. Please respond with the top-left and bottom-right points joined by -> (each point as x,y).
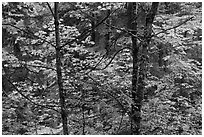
2,2 -> 202,135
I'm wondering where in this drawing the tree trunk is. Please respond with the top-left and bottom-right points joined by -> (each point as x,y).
128,2 -> 159,135
54,2 -> 69,135
138,2 -> 159,134
127,2 -> 140,135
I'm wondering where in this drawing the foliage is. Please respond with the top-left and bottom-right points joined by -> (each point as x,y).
2,2 -> 202,135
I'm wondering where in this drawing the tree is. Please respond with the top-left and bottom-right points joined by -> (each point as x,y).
126,2 -> 159,134
54,2 -> 69,134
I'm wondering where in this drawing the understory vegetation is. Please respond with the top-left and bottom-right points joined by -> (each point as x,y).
2,2 -> 202,135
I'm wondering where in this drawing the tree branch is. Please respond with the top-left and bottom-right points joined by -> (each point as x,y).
90,47 -> 132,71
60,3 -> 119,48
2,23 -> 56,47
82,47 -> 131,75
83,54 -> 106,75
146,2 -> 159,26
46,2 -> 55,20
86,75 -> 129,114
104,22 -> 140,40
4,76 -> 60,113
62,69 -> 129,117
154,16 -> 194,36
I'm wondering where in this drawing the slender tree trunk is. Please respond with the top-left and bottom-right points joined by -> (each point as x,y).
128,2 -> 159,135
140,2 -> 159,89
138,2 -> 159,134
127,2 -> 140,135
54,2 -> 69,135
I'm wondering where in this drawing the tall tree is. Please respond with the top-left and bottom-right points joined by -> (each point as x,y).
54,2 -> 69,135
126,2 -> 139,134
128,2 -> 159,134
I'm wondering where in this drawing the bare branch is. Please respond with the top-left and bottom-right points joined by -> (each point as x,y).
92,47 -> 132,71
60,3 -> 119,48
104,22 -> 139,39
82,47 -> 132,75
86,75 -> 128,114
46,2 -> 55,20
154,16 -> 194,36
4,76 -> 60,113
84,54 -> 106,75
62,68 -> 130,117
2,23 -> 56,47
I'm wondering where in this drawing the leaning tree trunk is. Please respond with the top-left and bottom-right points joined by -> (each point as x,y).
54,2 -> 69,135
128,2 -> 159,135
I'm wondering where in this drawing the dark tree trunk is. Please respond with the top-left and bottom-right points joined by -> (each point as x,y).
128,2 -> 159,135
105,9 -> 111,53
138,2 -> 159,134
54,2 -> 69,135
127,2 -> 140,135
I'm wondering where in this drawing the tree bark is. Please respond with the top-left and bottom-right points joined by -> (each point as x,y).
54,2 -> 69,135
137,2 -> 159,134
127,2 -> 140,135
128,2 -> 159,135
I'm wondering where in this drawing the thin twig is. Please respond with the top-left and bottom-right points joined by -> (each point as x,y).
154,16 -> 194,36
46,2 -> 55,20
91,47 -> 132,72
62,68 -> 129,116
2,23 -> 55,47
86,75 -> 129,115
60,3 -> 119,48
104,22 -> 140,40
4,76 -> 60,113
83,54 -> 106,75
73,3 -> 142,41
82,47 -> 132,76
